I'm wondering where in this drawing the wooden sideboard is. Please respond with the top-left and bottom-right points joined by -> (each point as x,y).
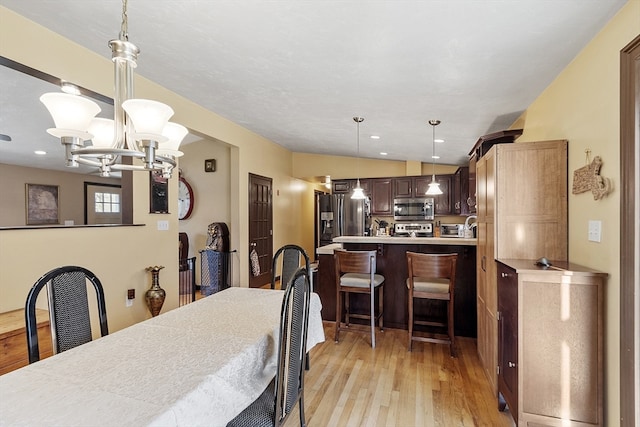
497,259 -> 606,426
0,308 -> 52,374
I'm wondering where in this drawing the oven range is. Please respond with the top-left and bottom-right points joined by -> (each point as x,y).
393,222 -> 433,237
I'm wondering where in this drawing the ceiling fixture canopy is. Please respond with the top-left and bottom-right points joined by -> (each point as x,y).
425,119 -> 443,196
351,116 -> 366,200
39,0 -> 186,178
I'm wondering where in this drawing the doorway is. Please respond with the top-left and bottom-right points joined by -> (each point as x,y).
620,34 -> 639,426
248,173 -> 273,288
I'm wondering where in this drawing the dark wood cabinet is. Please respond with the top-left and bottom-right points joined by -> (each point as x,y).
393,176 -> 431,198
433,175 -> 452,215
370,178 -> 392,215
333,179 -> 370,194
468,155 -> 477,214
453,167 -> 470,215
393,177 -> 412,198
497,262 -> 518,419
332,180 -> 351,193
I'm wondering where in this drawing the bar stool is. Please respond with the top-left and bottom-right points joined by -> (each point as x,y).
334,249 -> 385,348
406,251 -> 457,356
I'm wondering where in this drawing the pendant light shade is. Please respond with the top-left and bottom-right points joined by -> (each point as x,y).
425,119 -> 443,196
351,116 -> 366,200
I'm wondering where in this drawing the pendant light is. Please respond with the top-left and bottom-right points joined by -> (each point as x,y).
351,116 -> 366,200
425,119 -> 443,195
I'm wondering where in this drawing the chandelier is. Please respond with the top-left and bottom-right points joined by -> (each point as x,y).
425,119 -> 443,195
351,116 -> 366,200
39,0 -> 186,178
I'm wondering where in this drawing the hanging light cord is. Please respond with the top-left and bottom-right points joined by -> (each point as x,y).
120,0 -> 129,41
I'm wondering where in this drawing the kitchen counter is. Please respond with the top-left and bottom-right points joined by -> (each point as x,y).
334,235 -> 477,246
316,243 -> 342,255
316,236 -> 477,337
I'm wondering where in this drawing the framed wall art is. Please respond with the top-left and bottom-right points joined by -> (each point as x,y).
150,170 -> 169,214
26,183 -> 59,225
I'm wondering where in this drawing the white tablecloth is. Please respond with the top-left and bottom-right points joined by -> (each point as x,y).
0,287 -> 325,427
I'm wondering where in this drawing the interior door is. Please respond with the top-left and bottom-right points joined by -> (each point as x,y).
248,173 -> 273,288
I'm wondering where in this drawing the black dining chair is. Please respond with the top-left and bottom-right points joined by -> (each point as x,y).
227,267 -> 311,427
25,265 -> 109,363
270,244 -> 310,290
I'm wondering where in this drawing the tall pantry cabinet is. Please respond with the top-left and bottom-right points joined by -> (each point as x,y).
475,139 -> 568,398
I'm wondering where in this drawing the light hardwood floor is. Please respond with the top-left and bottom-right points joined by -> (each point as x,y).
286,322 -> 516,427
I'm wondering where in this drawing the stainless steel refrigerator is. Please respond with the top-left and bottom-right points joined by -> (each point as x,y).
318,194 -> 370,246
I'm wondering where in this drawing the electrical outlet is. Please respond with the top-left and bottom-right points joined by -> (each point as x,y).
126,296 -> 133,307
588,220 -> 602,242
157,220 -> 169,231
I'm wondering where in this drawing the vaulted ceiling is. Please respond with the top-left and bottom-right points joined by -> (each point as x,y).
0,1 -> 627,173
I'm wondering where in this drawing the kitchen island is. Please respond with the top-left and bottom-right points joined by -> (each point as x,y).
316,236 -> 477,337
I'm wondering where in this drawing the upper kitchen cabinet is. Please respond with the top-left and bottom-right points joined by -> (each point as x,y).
393,176 -> 431,198
453,166 -> 470,215
468,154 -> 477,214
332,179 -> 370,194
433,175 -> 453,215
370,178 -> 393,215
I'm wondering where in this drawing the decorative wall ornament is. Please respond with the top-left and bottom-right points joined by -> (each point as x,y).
572,149 -> 612,200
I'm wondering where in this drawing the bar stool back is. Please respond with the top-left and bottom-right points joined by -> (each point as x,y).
406,251 -> 457,355
334,250 -> 385,348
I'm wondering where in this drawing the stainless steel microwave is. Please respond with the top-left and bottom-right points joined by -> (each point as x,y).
393,198 -> 434,221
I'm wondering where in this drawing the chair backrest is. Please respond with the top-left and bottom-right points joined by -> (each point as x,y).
271,244 -> 310,290
25,266 -> 108,363
406,252 -> 458,292
178,232 -> 190,271
274,267 -> 311,426
334,249 -> 377,277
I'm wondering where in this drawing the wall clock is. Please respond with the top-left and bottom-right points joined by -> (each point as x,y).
178,175 -> 194,220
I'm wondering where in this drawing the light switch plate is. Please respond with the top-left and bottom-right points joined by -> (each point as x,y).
157,220 -> 169,231
588,220 -> 602,242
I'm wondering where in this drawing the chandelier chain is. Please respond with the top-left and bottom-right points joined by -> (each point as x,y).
120,0 -> 129,41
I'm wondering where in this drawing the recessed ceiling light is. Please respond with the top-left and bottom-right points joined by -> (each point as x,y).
370,135 -> 380,139
34,150 -> 47,155
60,81 -> 81,95
432,155 -> 440,159
435,139 -> 444,143
380,152 -> 388,156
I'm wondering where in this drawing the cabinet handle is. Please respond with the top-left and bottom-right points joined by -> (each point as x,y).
481,256 -> 486,272
508,362 -> 516,368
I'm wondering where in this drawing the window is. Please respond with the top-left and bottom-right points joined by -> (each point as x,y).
94,191 -> 120,213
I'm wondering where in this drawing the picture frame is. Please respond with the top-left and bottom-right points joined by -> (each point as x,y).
26,183 -> 59,225
150,170 -> 169,214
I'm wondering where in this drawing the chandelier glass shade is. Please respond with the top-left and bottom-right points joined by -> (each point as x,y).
351,116 -> 366,200
425,119 -> 443,196
39,0 -> 186,178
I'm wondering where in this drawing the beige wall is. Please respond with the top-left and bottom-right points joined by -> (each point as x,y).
292,151 -> 459,181
0,163 -> 120,227
511,2 -> 639,424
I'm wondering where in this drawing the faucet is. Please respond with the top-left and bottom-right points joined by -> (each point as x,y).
464,215 -> 477,230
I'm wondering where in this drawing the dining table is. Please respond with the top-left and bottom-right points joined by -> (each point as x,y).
0,287 -> 325,426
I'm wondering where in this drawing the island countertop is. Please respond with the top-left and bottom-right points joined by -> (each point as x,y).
333,235 -> 477,246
